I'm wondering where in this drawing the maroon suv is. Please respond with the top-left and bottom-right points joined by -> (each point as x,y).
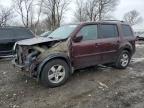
12,20 -> 136,87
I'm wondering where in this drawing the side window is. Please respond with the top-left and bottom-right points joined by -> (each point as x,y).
78,25 -> 98,41
122,25 -> 133,37
100,24 -> 118,38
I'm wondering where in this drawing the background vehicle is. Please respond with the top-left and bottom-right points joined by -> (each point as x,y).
137,35 -> 144,41
40,31 -> 52,37
13,20 -> 136,87
0,27 -> 34,57
135,31 -> 144,41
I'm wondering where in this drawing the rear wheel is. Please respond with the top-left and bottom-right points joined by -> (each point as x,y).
40,59 -> 70,87
114,50 -> 131,69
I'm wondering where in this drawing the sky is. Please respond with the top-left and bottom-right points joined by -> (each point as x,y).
0,0 -> 144,31
113,0 -> 144,30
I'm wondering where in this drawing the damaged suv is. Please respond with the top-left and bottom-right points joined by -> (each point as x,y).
12,21 -> 136,87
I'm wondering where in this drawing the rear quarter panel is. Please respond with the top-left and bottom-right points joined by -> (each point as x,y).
118,23 -> 136,55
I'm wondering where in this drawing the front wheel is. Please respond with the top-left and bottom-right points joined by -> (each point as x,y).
114,50 -> 131,69
40,59 -> 70,88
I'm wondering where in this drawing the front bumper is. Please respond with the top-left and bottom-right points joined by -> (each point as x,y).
12,58 -> 36,77
12,51 -> 39,77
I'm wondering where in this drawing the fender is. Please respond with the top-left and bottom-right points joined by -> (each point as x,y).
37,52 -> 72,80
118,42 -> 133,56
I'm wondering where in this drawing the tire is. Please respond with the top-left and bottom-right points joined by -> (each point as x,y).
40,59 -> 70,88
114,50 -> 131,69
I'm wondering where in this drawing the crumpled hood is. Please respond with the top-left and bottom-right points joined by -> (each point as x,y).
17,37 -> 60,45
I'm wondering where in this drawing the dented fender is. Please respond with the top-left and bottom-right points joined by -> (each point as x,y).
37,52 -> 72,80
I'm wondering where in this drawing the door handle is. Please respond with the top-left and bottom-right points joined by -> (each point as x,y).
95,43 -> 101,47
117,40 -> 120,44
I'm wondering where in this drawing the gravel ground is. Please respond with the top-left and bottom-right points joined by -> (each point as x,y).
0,42 -> 144,108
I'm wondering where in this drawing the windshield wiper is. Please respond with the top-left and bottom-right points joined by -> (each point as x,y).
48,37 -> 53,39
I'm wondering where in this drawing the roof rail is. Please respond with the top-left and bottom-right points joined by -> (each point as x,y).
103,20 -> 125,22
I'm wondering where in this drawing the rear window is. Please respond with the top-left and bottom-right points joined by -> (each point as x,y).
12,28 -> 34,39
0,27 -> 34,40
122,25 -> 133,37
100,24 -> 118,38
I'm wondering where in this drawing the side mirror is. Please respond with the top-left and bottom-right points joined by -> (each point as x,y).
73,35 -> 83,42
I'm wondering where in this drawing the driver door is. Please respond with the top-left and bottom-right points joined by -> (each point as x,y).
71,24 -> 102,69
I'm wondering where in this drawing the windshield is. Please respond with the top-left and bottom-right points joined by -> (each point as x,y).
48,25 -> 78,39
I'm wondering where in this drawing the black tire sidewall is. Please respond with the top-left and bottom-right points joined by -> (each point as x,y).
40,59 -> 70,87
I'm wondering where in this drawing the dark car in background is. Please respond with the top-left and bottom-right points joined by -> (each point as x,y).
0,27 -> 34,57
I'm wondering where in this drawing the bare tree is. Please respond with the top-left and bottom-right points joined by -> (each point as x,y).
74,0 -> 98,22
31,0 -> 44,34
42,0 -> 70,30
14,0 -> 34,28
123,10 -> 143,26
74,0 -> 119,22
35,18 -> 51,34
85,0 -> 99,21
0,6 -> 15,27
97,0 -> 118,21
74,0 -> 88,22
13,0 -> 44,34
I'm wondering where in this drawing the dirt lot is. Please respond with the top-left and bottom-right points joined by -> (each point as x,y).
0,42 -> 144,108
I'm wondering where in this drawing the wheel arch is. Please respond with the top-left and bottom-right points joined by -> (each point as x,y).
37,53 -> 72,80
119,43 -> 133,57
123,47 -> 132,56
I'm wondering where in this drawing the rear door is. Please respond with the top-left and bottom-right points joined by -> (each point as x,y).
98,24 -> 120,63
71,24 -> 102,69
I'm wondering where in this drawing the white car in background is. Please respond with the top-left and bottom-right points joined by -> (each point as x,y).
40,31 -> 52,37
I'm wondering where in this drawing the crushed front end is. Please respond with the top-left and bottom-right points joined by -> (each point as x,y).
12,45 -> 40,77
12,37 -> 69,78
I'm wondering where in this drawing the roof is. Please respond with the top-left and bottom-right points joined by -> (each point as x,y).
67,20 -> 129,25
0,26 -> 34,43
